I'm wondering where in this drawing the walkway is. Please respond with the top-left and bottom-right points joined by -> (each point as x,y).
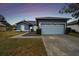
10,32 -> 41,38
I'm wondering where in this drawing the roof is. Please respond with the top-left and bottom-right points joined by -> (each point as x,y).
16,20 -> 36,25
27,21 -> 36,25
0,15 -> 11,27
67,20 -> 79,25
36,17 -> 71,20
16,20 -> 30,24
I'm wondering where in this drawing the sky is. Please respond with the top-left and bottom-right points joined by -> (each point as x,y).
0,3 -> 72,25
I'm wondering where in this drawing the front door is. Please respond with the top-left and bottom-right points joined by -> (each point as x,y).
20,24 -> 25,31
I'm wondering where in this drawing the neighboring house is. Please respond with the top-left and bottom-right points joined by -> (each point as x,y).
36,17 -> 70,35
16,20 -> 37,32
0,22 -> 6,31
0,15 -> 11,31
67,20 -> 79,32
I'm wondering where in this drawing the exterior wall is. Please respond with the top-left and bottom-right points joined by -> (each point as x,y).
67,24 -> 79,32
39,21 -> 66,29
16,23 -> 29,31
24,24 -> 29,31
16,24 -> 20,31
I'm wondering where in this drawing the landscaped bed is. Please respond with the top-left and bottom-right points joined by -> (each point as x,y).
68,32 -> 79,38
23,32 -> 41,36
0,31 -> 47,56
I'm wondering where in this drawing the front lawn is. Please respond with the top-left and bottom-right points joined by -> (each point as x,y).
0,31 -> 47,56
0,30 -> 24,38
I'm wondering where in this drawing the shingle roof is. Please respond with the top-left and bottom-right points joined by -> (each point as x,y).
36,17 -> 70,20
27,21 -> 36,25
16,20 -> 36,25
16,20 -> 30,24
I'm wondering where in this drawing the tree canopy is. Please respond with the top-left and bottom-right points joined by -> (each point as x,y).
59,3 -> 79,18
0,14 -> 11,26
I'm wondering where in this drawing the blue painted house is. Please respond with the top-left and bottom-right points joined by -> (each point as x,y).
16,20 -> 36,32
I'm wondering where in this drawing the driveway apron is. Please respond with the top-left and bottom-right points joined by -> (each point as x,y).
42,35 -> 79,56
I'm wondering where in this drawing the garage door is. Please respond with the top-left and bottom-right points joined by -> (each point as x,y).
41,24 -> 64,35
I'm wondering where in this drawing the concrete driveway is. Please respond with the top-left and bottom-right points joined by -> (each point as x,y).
42,35 -> 79,56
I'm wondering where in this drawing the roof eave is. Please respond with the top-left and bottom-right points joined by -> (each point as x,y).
36,17 -> 71,20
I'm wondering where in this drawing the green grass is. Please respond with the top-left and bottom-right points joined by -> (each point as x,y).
0,30 -> 25,38
68,32 -> 79,38
68,32 -> 79,46
0,31 -> 47,56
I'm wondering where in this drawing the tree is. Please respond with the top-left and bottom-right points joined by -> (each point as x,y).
59,3 -> 79,18
0,14 -> 12,31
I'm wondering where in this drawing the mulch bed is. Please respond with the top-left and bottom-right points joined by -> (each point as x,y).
23,32 -> 41,36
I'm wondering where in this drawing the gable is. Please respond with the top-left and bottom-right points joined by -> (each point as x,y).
36,17 -> 70,22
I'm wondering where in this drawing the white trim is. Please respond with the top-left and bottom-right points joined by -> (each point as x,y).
40,22 -> 66,25
16,30 -> 20,31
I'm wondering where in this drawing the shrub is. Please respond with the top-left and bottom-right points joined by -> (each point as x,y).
36,28 -> 41,35
31,29 -> 34,32
65,27 -> 71,34
71,29 -> 77,33
65,27 -> 77,34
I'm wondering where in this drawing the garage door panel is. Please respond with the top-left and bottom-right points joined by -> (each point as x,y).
41,25 -> 64,35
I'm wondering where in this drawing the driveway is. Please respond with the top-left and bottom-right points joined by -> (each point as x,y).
42,35 -> 79,56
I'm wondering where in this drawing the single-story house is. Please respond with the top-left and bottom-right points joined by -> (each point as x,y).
0,15 -> 11,31
16,20 -> 37,32
67,20 -> 79,32
0,22 -> 6,31
36,17 -> 70,35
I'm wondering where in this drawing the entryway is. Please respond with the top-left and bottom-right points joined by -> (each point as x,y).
20,24 -> 25,31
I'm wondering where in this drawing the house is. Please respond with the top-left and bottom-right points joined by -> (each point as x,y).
36,17 -> 70,35
16,20 -> 37,32
0,15 -> 11,31
67,20 -> 79,32
0,22 -> 6,31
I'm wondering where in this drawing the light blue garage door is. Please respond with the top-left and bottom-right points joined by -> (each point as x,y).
41,24 -> 64,35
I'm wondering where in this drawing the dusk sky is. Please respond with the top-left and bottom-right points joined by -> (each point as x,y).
0,3 -> 72,25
